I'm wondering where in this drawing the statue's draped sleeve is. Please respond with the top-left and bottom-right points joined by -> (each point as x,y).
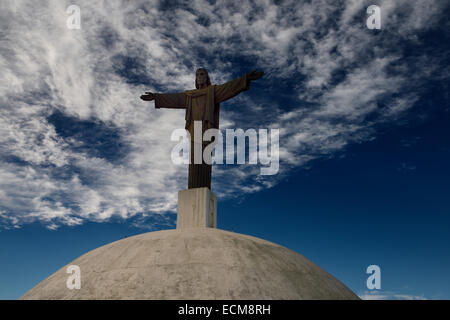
214,74 -> 250,104
154,92 -> 186,109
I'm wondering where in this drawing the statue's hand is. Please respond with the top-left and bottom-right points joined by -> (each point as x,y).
140,91 -> 155,101
247,70 -> 264,81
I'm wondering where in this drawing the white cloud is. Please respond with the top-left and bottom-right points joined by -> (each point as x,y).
0,0 -> 446,229
359,290 -> 427,300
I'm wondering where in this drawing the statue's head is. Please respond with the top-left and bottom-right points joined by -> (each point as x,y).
195,68 -> 211,89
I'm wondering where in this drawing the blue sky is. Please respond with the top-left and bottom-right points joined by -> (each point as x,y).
0,0 -> 449,299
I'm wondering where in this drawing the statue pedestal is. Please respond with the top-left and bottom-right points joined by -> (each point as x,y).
177,188 -> 217,229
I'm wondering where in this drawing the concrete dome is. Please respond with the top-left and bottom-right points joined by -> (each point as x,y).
21,228 -> 359,299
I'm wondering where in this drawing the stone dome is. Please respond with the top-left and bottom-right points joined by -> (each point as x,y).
21,228 -> 359,299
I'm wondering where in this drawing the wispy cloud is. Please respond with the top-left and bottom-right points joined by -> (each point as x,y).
398,162 -> 417,173
0,0 -> 448,229
359,290 -> 427,300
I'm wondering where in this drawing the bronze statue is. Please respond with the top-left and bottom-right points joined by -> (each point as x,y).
140,68 -> 264,189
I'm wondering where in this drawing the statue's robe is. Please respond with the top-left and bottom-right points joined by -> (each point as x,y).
154,74 -> 250,189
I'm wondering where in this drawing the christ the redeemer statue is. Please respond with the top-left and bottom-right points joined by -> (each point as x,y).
140,68 -> 263,190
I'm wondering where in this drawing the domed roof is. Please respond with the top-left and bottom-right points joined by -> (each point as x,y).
21,228 -> 359,299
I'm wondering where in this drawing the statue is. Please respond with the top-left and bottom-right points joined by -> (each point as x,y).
140,68 -> 264,189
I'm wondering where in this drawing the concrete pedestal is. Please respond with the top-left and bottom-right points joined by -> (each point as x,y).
177,187 -> 217,229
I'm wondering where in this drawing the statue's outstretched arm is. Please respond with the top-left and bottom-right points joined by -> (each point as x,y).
140,91 -> 154,101
141,91 -> 186,109
247,70 -> 264,81
215,70 -> 264,103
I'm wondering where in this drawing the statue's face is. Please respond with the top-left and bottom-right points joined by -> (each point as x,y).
196,69 -> 208,87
